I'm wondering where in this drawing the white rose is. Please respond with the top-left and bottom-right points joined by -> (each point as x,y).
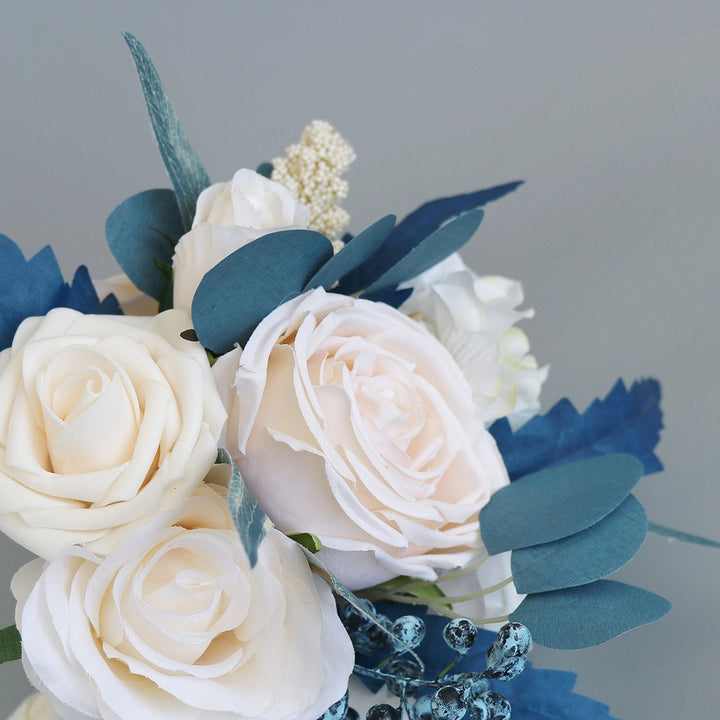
400,253 -> 548,428
172,169 -> 310,314
12,485 -> 353,720
214,288 -> 509,590
7,694 -> 60,720
0,308 -> 226,559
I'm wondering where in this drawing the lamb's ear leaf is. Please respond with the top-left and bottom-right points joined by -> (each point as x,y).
217,448 -> 268,567
509,580 -> 671,649
122,31 -> 210,231
106,189 -> 184,300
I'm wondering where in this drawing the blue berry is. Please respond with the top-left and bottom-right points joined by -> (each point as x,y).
391,615 -> 426,651
442,618 -> 478,655
430,686 -> 466,720
352,613 -> 393,654
442,673 -> 487,704
413,694 -> 434,720
346,709 -> 360,720
339,599 -> 377,634
485,622 -> 531,681
477,691 -> 510,720
319,691 -> 349,720
385,657 -> 423,696
366,704 -> 400,720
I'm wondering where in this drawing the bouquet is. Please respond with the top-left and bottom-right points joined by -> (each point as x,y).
0,33 -> 687,720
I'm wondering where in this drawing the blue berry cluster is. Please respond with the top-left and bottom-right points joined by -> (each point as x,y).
322,601 -> 532,720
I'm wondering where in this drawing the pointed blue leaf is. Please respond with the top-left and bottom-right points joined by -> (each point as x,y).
192,229 -> 334,354
509,579 -> 671,649
0,235 -> 121,350
512,494 -> 648,593
337,181 -> 522,294
122,32 -> 210,230
480,453 -> 644,554
361,287 -> 414,308
490,378 -> 663,480
217,448 -> 267,567
105,188 -> 184,300
303,215 -> 396,291
361,210 -> 484,295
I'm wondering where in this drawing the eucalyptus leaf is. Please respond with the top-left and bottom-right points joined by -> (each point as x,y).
361,210 -> 484,296
509,580 -> 671,649
217,448 -> 267,567
192,229 -> 334,354
511,494 -> 648,593
480,453 -> 644,555
0,625 -> 21,664
106,189 -> 184,300
303,215 -> 396,291
122,32 -> 210,231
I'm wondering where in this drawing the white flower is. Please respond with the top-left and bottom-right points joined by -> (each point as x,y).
172,169 -> 310,314
400,254 -> 548,428
0,308 -> 226,559
7,694 -> 60,720
12,485 -> 353,720
214,288 -> 509,590
272,120 -> 355,242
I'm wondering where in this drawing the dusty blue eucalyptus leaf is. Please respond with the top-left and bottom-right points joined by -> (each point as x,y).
303,214 -> 396,291
192,229 -> 333,354
480,453 -> 644,555
511,494 -> 648,593
361,210 -> 484,296
489,378 -> 663,481
509,579 -> 671,649
106,188 -> 184,300
122,31 -> 210,231
217,448 -> 267,567
338,181 -> 522,294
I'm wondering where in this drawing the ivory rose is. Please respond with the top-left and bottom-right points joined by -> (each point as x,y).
12,485 -> 353,720
0,308 -> 226,559
214,288 -> 509,590
172,169 -> 310,313
7,694 -> 60,720
400,253 -> 547,428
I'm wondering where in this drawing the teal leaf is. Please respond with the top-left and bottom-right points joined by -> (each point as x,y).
648,522 -> 720,549
509,579 -> 671,649
192,229 -> 334,354
106,189 -> 184,300
217,448 -> 267,567
480,453 -> 644,555
122,32 -> 210,231
0,625 -> 21,664
361,210 -> 484,296
256,162 -> 273,178
303,215 -> 396,291
511,494 -> 648,593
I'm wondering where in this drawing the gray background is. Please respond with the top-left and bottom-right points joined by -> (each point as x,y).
1,1 -> 719,717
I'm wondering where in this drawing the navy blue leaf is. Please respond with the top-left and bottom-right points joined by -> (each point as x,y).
490,378 -> 663,481
106,189 -> 184,300
217,448 -> 267,567
509,579 -> 671,649
511,494 -> 648,593
122,32 -> 210,231
192,229 -> 334,354
338,181 -> 522,294
361,210 -> 484,295
480,454 -> 643,555
0,235 -> 122,351
361,287 -> 414,308
356,607 -> 618,719
303,215 -> 396,291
